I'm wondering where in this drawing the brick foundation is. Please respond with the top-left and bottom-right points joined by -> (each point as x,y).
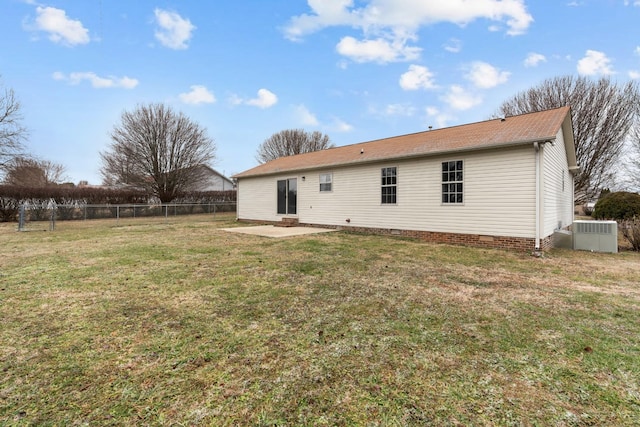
327,225 -> 538,252
275,217 -> 299,227
237,218 -> 550,252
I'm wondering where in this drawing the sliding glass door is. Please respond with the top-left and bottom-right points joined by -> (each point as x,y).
277,178 -> 297,215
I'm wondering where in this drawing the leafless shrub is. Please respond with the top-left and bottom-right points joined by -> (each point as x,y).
2,157 -> 67,186
621,217 -> 640,251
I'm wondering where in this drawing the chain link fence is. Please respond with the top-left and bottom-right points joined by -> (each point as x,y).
17,202 -> 236,231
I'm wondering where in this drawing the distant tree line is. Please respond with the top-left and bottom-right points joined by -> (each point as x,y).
0,185 -> 236,222
3,73 -> 640,207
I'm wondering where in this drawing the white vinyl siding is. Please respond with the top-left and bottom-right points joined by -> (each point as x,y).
237,175 -> 299,221
282,145 -> 536,238
542,129 -> 574,237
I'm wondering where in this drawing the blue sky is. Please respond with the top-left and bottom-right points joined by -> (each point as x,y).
1,0 -> 639,185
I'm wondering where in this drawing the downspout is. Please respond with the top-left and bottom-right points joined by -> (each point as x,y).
235,178 -> 240,220
534,140 -> 554,251
534,142 -> 541,251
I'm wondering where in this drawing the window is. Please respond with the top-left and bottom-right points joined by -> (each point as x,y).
381,167 -> 397,204
319,173 -> 332,192
442,160 -> 463,204
277,178 -> 297,215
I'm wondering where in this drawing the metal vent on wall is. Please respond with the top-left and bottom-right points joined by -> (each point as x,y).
573,220 -> 618,253
575,221 -> 614,235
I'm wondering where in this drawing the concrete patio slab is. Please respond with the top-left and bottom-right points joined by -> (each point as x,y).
221,225 -> 337,238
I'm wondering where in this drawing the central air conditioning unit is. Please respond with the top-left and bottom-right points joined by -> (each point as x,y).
573,220 -> 618,253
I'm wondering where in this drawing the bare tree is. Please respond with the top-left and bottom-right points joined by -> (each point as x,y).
0,79 -> 27,168
256,129 -> 334,163
496,76 -> 640,204
100,103 -> 216,202
2,157 -> 67,186
625,124 -> 640,192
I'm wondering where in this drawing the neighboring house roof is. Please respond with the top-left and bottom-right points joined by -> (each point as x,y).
197,165 -> 234,184
234,106 -> 576,179
187,164 -> 235,191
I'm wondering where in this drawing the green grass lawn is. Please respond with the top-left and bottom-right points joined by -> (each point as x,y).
1,215 -> 639,426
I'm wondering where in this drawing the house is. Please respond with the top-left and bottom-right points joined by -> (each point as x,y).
187,165 -> 235,192
233,107 -> 578,251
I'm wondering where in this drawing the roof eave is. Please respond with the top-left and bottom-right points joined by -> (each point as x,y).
234,137 -> 555,179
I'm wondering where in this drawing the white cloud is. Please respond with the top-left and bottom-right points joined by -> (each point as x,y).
368,102 -> 416,118
284,0 -> 355,41
31,6 -> 90,46
465,61 -> 510,89
443,38 -> 462,53
426,106 -> 439,116
399,65 -> 436,90
623,1 -> 640,6
442,85 -> 482,110
246,89 -> 278,109
330,117 -> 353,132
524,52 -> 546,67
229,90 -> 278,109
425,106 -> 454,128
179,85 -> 216,105
285,0 -> 532,64
292,106 -> 352,130
285,0 -> 533,40
635,46 -> 640,56
53,72 -> 138,89
385,103 -> 416,116
228,94 -> 243,106
336,36 -> 421,63
577,50 -> 614,76
295,104 -> 319,126
154,9 -> 195,50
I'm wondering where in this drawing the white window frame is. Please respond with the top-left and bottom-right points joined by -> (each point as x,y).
381,167 -> 397,205
441,160 -> 463,204
319,173 -> 332,192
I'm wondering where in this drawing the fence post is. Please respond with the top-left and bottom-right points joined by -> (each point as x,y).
49,202 -> 56,231
18,204 -> 26,231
